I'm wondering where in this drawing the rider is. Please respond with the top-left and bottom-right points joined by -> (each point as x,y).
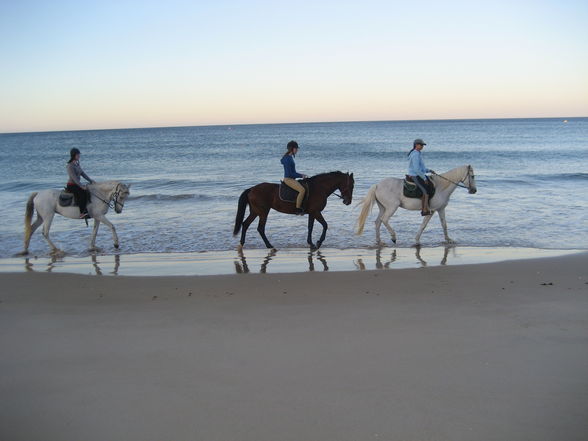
66,148 -> 95,218
407,138 -> 435,216
281,140 -> 308,215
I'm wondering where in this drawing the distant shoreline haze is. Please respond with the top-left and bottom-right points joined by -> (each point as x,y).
1,116 -> 586,136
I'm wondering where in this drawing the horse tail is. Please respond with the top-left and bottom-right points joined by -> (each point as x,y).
233,188 -> 251,236
356,184 -> 377,235
24,192 -> 38,246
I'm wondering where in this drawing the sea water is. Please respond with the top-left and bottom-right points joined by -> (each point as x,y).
0,118 -> 587,258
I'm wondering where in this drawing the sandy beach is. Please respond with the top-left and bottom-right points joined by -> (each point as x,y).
1,252 -> 587,441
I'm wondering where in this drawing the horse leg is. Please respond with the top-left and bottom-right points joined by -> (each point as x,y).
22,216 -> 43,254
437,208 -> 454,243
314,212 -> 328,249
374,201 -> 385,245
307,215 -> 317,249
256,213 -> 274,249
98,216 -> 119,249
239,213 -> 257,249
415,213 -> 434,245
89,219 -> 101,251
381,204 -> 400,245
41,213 -> 62,255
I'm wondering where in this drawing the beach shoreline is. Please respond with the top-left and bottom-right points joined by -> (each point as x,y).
0,245 -> 584,276
1,252 -> 587,441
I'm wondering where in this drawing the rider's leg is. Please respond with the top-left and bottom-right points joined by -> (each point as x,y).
283,178 -> 306,212
414,177 -> 431,215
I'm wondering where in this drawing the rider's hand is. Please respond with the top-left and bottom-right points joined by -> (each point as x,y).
303,174 -> 309,179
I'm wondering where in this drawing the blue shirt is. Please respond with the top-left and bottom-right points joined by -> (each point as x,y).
281,154 -> 303,179
407,149 -> 430,180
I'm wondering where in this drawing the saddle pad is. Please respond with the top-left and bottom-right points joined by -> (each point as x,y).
58,191 -> 75,207
279,181 -> 309,204
58,189 -> 92,207
403,179 -> 436,199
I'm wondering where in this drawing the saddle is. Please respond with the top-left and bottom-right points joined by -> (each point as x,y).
279,180 -> 310,206
59,188 -> 91,207
403,175 -> 436,199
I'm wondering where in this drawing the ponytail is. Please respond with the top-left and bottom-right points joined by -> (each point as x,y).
283,140 -> 299,157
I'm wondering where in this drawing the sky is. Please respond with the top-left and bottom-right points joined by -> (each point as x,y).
1,0 -> 587,133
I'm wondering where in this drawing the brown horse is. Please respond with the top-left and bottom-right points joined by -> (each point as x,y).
234,171 -> 354,250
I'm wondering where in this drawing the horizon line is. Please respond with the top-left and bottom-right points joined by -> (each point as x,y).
1,115 -> 585,136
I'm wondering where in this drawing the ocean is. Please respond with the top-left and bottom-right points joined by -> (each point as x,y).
0,118 -> 587,258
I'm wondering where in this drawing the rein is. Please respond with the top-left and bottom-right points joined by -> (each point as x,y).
432,167 -> 471,189
89,184 -> 124,210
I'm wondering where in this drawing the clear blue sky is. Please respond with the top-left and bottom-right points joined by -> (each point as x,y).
1,0 -> 587,132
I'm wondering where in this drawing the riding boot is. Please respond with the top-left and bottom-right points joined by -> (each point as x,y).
421,195 -> 431,216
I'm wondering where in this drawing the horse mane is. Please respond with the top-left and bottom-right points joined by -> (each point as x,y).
308,171 -> 347,181
433,165 -> 469,190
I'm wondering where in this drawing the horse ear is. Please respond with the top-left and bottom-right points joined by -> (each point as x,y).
127,183 -> 132,189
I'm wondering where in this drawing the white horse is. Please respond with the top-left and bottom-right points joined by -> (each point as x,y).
356,165 -> 477,245
21,181 -> 131,255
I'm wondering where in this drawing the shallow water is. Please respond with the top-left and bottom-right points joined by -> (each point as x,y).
1,118 -> 587,257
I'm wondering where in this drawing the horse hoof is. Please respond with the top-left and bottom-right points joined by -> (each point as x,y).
114,244 -> 119,249
236,243 -> 243,251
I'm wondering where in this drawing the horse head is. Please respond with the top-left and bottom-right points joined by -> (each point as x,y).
340,172 -> 355,205
465,165 -> 477,194
111,182 -> 131,213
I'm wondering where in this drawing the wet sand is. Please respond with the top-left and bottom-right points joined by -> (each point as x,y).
1,252 -> 587,441
0,246 -> 582,276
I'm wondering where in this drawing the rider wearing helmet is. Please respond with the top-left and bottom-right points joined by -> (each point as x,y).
66,148 -> 95,218
281,140 -> 308,215
407,138 -> 435,216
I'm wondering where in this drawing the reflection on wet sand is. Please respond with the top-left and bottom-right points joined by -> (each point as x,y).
8,245 -> 565,277
308,250 -> 329,272
235,249 -> 278,274
235,249 -> 300,274
92,253 -> 121,275
355,245 -> 454,270
234,249 -> 330,274
23,253 -> 121,275
414,245 -> 452,267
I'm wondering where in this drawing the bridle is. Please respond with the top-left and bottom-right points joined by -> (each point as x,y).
331,173 -> 353,200
432,165 -> 474,190
90,183 -> 126,211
